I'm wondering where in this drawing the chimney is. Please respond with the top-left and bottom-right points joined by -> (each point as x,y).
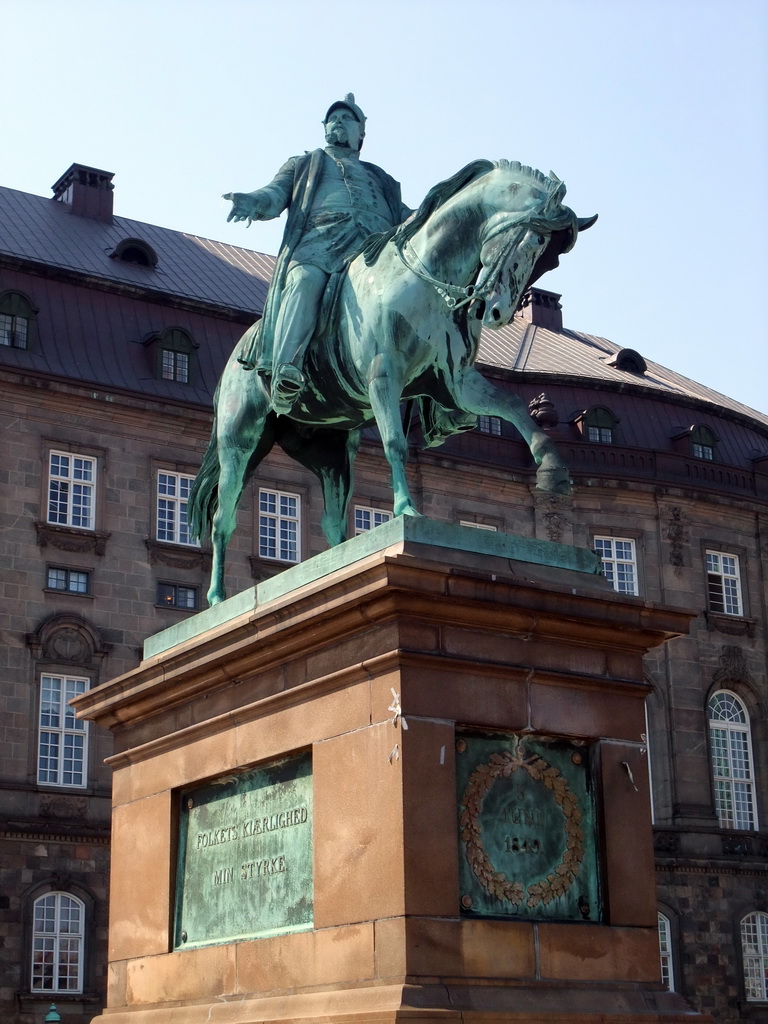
519,287 -> 563,331
51,163 -> 114,223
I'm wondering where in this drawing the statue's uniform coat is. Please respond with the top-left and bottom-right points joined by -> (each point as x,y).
239,148 -> 409,372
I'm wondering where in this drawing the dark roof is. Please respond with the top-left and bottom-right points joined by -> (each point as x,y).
0,184 -> 272,316
478,318 -> 768,429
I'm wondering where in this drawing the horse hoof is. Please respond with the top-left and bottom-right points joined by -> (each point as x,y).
535,468 -> 572,495
207,590 -> 226,606
395,504 -> 423,518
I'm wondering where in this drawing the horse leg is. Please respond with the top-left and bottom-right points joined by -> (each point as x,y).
207,444 -> 251,605
279,425 -> 361,547
368,367 -> 420,517
207,400 -> 277,605
454,369 -> 571,494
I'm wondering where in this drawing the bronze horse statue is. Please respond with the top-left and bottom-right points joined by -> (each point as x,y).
190,160 -> 596,604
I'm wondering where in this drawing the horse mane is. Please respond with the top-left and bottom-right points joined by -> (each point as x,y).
361,159 -> 562,268
395,159 -> 495,247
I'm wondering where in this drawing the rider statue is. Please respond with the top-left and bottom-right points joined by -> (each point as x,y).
224,94 -> 412,414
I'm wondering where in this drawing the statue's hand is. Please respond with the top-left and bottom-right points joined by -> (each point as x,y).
223,192 -> 267,225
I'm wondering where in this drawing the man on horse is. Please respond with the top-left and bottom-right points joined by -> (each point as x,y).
224,94 -> 412,414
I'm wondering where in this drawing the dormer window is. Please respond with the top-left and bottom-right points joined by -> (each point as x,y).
607,348 -> 647,375
577,406 -> 618,444
110,238 -> 158,268
145,328 -> 197,384
691,425 -> 717,461
0,291 -> 37,349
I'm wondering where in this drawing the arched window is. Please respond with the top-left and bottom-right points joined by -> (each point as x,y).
691,425 -> 717,461
145,328 -> 197,384
581,406 -> 618,444
109,237 -> 158,268
741,911 -> 768,1001
708,690 -> 757,830
0,290 -> 37,349
31,892 -> 84,993
658,912 -> 675,990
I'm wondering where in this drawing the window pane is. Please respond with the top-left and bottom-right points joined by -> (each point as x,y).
354,506 -> 391,536
156,471 -> 198,546
38,675 -> 89,787
708,691 -> 756,830
742,913 -> 768,1000
31,893 -> 84,994
594,536 -> 638,596
258,489 -> 300,562
47,453 -> 95,530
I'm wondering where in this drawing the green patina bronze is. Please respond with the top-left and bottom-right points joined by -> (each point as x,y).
457,732 -> 601,922
173,753 -> 312,949
190,94 -> 597,605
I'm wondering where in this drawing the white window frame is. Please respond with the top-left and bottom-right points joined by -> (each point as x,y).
31,892 -> 85,994
706,550 -> 743,616
460,520 -> 498,531
742,911 -> 768,1001
258,489 -> 300,563
37,674 -> 89,788
156,471 -> 198,546
708,689 -> 757,831
657,912 -> 675,991
354,505 -> 391,536
593,536 -> 639,596
47,451 -> 96,531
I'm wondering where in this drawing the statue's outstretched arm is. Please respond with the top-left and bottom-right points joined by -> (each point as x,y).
223,157 -> 298,225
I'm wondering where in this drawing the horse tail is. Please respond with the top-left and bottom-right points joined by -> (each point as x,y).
189,389 -> 221,542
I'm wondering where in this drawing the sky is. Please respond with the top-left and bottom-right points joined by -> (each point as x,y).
2,0 -> 767,414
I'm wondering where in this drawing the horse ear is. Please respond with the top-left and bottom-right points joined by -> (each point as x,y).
577,214 -> 598,232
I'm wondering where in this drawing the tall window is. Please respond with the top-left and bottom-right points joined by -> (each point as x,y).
706,551 -> 742,616
0,290 -> 35,349
47,452 -> 95,530
259,489 -> 300,562
658,912 -> 675,990
157,472 -> 197,546
742,912 -> 768,1001
594,536 -> 638,595
477,415 -> 502,436
708,690 -> 757,830
38,674 -> 89,787
354,505 -> 391,535
691,425 -> 716,461
31,892 -> 84,993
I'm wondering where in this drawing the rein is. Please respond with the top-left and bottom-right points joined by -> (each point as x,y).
394,213 -> 540,312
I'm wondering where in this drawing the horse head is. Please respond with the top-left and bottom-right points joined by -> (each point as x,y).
474,162 -> 595,328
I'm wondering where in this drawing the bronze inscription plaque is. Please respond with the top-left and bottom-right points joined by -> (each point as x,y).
457,732 -> 601,921
173,752 -> 312,949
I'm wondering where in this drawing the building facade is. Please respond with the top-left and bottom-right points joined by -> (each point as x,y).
0,165 -> 766,1024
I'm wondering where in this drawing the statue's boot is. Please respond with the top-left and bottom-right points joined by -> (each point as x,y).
271,363 -> 306,415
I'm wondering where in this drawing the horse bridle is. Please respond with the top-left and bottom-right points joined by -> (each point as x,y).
395,214 -> 548,312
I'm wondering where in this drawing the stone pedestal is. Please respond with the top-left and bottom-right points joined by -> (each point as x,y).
74,519 -> 712,1023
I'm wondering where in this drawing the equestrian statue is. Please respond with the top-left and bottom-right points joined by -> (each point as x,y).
189,94 -> 597,605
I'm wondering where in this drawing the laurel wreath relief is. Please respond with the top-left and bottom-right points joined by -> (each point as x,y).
459,745 -> 584,908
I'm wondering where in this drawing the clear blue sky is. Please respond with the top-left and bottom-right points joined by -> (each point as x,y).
3,0 -> 766,413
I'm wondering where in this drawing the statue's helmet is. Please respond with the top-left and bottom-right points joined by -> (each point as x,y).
323,93 -> 366,148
